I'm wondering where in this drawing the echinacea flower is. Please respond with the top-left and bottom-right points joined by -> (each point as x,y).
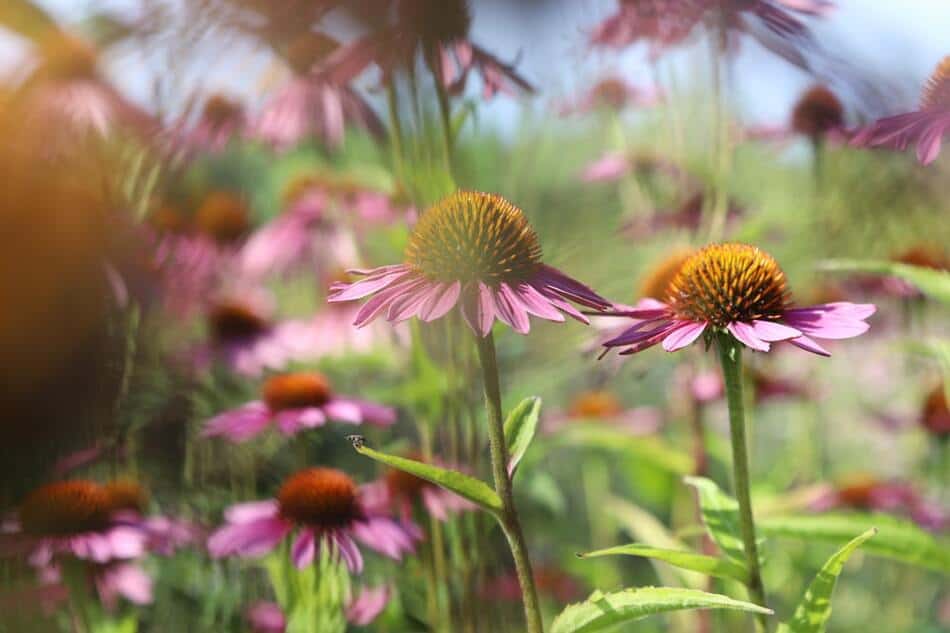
922,385 -> 950,438
791,84 -> 845,142
328,191 -> 610,337
203,372 -> 395,442
542,389 -> 662,436
562,76 -> 663,115
851,56 -> 950,165
174,93 -> 248,154
808,475 -> 947,532
361,456 -> 475,523
208,468 -> 419,570
2,481 -> 146,567
246,586 -> 390,632
598,242 -> 875,357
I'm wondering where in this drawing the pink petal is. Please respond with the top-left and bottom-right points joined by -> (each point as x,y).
661,321 -> 707,352
276,408 -> 326,435
493,285 -> 531,334
460,282 -> 496,337
291,528 -> 315,568
224,501 -> 280,525
334,532 -> 364,573
202,402 -> 271,442
786,334 -> 831,357
418,281 -> 461,321
727,322 -> 771,352
328,267 -> 410,302
346,585 -> 391,626
207,516 -> 290,558
749,320 -> 802,341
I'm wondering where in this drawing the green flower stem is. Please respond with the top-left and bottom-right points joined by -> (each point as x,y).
474,332 -> 543,633
717,333 -> 769,633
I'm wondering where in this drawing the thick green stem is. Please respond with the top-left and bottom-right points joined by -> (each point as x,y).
717,333 -> 768,633
474,332 -> 543,633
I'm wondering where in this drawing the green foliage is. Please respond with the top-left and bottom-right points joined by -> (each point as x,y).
352,443 -> 502,514
776,528 -> 877,633
758,514 -> 950,574
578,544 -> 748,583
819,259 -> 950,304
504,396 -> 542,479
555,426 -> 695,475
684,477 -> 749,564
550,587 -> 772,633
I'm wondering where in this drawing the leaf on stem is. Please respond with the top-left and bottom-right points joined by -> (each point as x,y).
504,396 -> 541,478
578,543 -> 748,583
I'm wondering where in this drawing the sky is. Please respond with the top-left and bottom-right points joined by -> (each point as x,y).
3,0 -> 950,133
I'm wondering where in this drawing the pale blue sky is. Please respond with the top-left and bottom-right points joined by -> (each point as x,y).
3,0 -> 950,132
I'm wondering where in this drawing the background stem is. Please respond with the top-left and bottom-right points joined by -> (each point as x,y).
474,332 -> 544,633
717,333 -> 769,633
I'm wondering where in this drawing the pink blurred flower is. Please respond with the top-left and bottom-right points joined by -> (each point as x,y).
246,586 -> 390,631
562,76 -> 663,115
361,456 -> 476,523
809,476 -> 947,532
208,468 -> 419,571
852,56 -> 950,165
597,243 -> 874,358
202,371 -> 395,442
481,565 -> 582,604
543,390 -> 662,437
329,191 -> 610,338
922,385 -> 950,439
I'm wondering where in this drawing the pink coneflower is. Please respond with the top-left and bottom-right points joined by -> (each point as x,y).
598,243 -> 875,357
581,151 -> 687,184
562,76 -> 663,115
203,371 -> 395,442
361,455 -> 475,523
175,93 -> 248,154
543,389 -> 662,436
208,468 -> 418,570
328,191 -> 610,337
922,386 -> 950,439
809,475 -> 947,532
252,32 -> 384,150
791,84 -> 845,142
246,586 -> 390,631
852,56 -> 950,165
2,481 -> 146,567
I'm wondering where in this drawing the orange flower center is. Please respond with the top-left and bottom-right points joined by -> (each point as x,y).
263,373 -> 332,412
639,248 -> 694,301
591,78 -> 629,109
791,85 -> 844,138
195,192 -> 250,244
103,480 -> 149,514
666,243 -> 790,327
921,55 -> 950,110
201,94 -> 242,127
19,481 -> 113,536
568,390 -> 623,419
208,301 -> 271,342
893,246 -> 947,271
38,35 -> 99,80
922,386 -> 950,436
406,191 -> 542,284
835,475 -> 879,508
277,468 -> 360,528
385,453 -> 430,501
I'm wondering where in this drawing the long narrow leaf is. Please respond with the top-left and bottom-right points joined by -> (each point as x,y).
551,587 -> 772,633
684,477 -> 747,563
578,543 -> 748,583
777,528 -> 877,633
504,396 -> 541,478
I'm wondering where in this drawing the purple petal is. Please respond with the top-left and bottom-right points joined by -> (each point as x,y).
291,528 -> 315,568
225,501 -> 280,524
207,516 -> 290,558
493,285 -> 531,334
275,408 -> 326,435
661,321 -> 707,352
509,282 -> 566,321
537,265 -> 611,310
386,279 -> 441,322
418,281 -> 461,322
727,322 -> 771,352
786,334 -> 831,357
352,275 -> 426,327
346,585 -> 391,626
460,282 -> 496,337
749,320 -> 802,342
334,532 -> 364,573
603,320 -> 677,348
327,266 -> 410,302
202,402 -> 271,442
325,398 -> 396,426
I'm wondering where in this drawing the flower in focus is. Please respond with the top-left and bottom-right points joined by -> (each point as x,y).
208,468 -> 419,570
246,586 -> 390,632
791,84 -> 845,142
598,242 -> 875,357
921,385 -> 950,438
329,191 -> 610,337
203,372 -> 395,442
2,481 -> 146,567
251,32 -> 384,150
543,389 -> 662,436
851,55 -> 950,165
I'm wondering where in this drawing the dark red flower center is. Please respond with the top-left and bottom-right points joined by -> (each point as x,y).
277,468 -> 360,528
591,78 -> 630,109
835,475 -> 879,509
405,191 -> 542,285
263,373 -> 332,412
791,85 -> 844,138
568,390 -> 623,419
195,192 -> 250,244
922,386 -> 950,436
103,480 -> 149,514
208,301 -> 271,342
19,481 -> 113,536
921,55 -> 950,110
202,94 -> 242,128
666,243 -> 790,327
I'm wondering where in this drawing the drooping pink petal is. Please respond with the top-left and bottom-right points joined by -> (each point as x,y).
346,585 -> 391,626
207,516 -> 291,559
203,402 -> 271,442
276,408 -> 326,435
661,321 -> 707,351
509,282 -> 566,321
291,528 -> 316,568
325,398 -> 396,426
786,334 -> 831,356
749,320 -> 802,341
334,531 -> 364,573
418,281 -> 461,321
493,285 -> 531,334
727,322 -> 771,352
328,266 -> 411,302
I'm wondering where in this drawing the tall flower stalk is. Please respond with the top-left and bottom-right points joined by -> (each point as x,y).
717,333 -> 768,632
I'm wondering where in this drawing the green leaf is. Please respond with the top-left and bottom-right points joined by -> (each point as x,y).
504,396 -> 541,478
606,496 -> 706,590
551,587 -> 772,633
351,442 -> 502,514
758,513 -> 950,574
578,544 -> 748,584
684,477 -> 747,563
557,426 -> 694,475
776,528 -> 876,633
819,259 -> 950,304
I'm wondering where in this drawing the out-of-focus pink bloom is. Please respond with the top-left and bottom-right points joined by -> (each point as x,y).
619,192 -> 743,239
172,93 -> 248,155
329,191 -> 610,338
852,56 -> 950,165
562,76 -> 663,115
543,390 -> 662,437
361,457 -> 476,523
808,476 -> 947,532
246,586 -> 389,632
690,369 -> 725,403
922,386 -> 950,438
94,562 -> 153,609
481,565 -> 582,604
202,371 -> 395,442
597,243 -> 875,358
208,468 -> 419,571
582,152 -> 634,183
